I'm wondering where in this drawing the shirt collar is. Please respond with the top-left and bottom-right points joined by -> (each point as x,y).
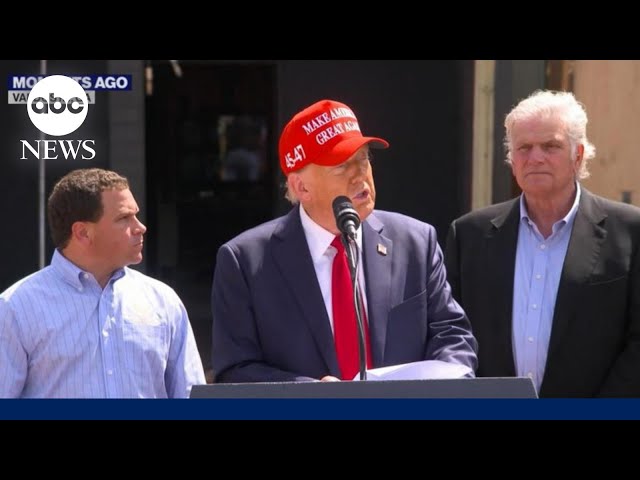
51,249 -> 126,289
519,182 -> 582,232
299,204 -> 363,262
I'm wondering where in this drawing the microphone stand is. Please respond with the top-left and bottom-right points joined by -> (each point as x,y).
341,233 -> 367,381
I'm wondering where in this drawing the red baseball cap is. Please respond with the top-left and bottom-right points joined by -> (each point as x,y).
278,99 -> 389,176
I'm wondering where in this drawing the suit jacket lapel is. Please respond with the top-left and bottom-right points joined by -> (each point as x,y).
271,208 -> 339,375
487,199 -> 521,376
546,189 -> 607,368
362,213 -> 392,366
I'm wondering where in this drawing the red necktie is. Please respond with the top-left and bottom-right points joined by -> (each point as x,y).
331,235 -> 372,380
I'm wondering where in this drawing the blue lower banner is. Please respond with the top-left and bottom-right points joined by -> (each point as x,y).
2,399 -> 640,420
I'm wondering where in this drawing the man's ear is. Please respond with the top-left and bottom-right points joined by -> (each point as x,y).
575,143 -> 585,171
71,221 -> 92,246
288,172 -> 311,201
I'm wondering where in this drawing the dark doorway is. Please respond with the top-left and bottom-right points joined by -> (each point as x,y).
145,62 -> 277,371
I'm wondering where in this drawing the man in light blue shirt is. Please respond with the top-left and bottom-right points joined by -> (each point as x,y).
446,90 -> 640,397
0,168 -> 206,398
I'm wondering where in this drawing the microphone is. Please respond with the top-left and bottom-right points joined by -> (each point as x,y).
332,196 -> 360,240
332,195 -> 367,380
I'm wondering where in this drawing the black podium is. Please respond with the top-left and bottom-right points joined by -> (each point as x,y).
190,377 -> 537,399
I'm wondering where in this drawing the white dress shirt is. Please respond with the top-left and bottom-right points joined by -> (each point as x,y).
299,204 -> 369,333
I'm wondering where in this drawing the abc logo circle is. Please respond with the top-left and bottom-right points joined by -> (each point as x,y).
27,75 -> 88,136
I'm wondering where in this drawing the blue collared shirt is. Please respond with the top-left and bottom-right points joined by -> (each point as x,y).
0,250 -> 206,398
512,184 -> 581,394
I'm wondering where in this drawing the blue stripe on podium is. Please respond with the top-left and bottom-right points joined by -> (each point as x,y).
1,399 -> 640,420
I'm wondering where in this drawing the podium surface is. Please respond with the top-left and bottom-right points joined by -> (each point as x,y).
190,377 -> 537,399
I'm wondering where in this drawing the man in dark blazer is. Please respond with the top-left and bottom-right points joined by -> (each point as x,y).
445,90 -> 640,397
211,99 -> 478,383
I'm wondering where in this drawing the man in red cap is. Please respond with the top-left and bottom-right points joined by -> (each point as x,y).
211,99 -> 478,382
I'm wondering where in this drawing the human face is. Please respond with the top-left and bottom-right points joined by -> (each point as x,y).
299,145 -> 376,234
89,188 -> 147,271
510,116 -> 581,202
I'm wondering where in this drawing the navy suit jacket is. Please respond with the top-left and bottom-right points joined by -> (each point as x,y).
211,207 -> 478,382
445,189 -> 640,397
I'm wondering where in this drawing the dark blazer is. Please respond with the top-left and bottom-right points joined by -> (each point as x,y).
445,188 -> 640,397
211,207 -> 478,382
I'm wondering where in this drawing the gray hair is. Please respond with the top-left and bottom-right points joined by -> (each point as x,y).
504,90 -> 596,180
283,181 -> 299,204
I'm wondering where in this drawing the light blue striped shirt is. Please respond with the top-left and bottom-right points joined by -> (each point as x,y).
512,184 -> 581,394
0,250 -> 206,398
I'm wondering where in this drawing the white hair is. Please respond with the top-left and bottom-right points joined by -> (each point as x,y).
504,90 -> 596,180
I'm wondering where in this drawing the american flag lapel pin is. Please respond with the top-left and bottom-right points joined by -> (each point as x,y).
377,243 -> 387,256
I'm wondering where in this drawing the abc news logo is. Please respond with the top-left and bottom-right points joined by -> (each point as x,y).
31,93 -> 85,114
21,75 -> 95,160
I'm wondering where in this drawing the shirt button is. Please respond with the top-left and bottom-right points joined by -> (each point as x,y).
540,244 -> 546,250
528,336 -> 534,342
83,273 -> 89,279
532,304 -> 538,309
535,274 -> 541,280
102,330 -> 109,338
107,370 -> 113,375
77,287 -> 83,292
